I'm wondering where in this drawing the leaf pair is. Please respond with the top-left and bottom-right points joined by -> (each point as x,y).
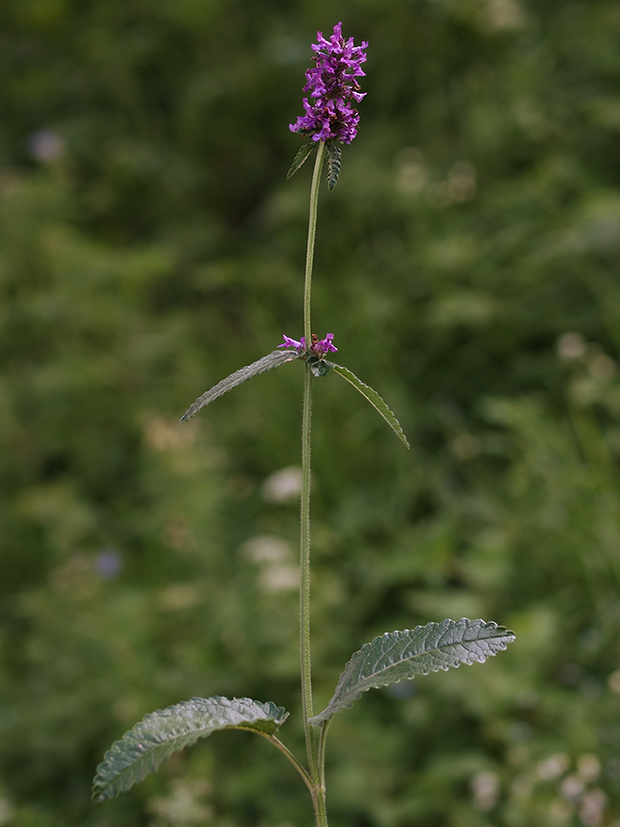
287,142 -> 342,190
92,619 -> 515,802
180,347 -> 410,449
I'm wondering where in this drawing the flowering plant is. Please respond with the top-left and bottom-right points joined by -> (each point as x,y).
92,23 -> 515,827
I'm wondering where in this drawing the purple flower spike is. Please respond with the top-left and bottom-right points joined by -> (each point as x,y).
290,22 -> 368,145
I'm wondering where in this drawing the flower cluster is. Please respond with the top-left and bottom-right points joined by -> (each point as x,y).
279,333 -> 337,358
290,22 -> 367,145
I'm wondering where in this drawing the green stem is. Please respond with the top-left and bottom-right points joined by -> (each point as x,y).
299,141 -> 328,827
317,720 -> 331,792
300,363 -> 316,771
303,141 -> 326,347
264,735 -> 315,794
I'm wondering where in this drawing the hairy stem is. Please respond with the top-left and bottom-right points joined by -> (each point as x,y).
303,141 -> 326,347
299,141 -> 328,827
300,363 -> 316,771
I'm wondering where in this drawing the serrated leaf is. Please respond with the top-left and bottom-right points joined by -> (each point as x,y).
328,363 -> 410,448
326,143 -> 342,190
311,619 -> 515,724
93,696 -> 289,803
181,349 -> 300,421
287,143 -> 317,179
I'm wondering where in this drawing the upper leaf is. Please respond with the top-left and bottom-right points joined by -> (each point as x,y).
181,349 -> 299,421
326,142 -> 342,190
311,619 -> 515,724
92,696 -> 289,803
328,363 -> 410,448
287,143 -> 317,179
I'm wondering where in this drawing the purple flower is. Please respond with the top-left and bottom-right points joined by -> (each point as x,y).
313,333 -> 337,356
278,333 -> 337,357
290,22 -> 367,145
278,334 -> 306,352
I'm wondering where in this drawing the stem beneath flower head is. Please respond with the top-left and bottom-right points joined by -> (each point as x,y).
303,141 -> 326,347
300,141 -> 328,826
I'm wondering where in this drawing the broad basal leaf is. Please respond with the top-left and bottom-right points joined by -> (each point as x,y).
181,349 -> 299,421
92,696 -> 289,803
311,619 -> 515,724
326,142 -> 342,190
287,143 -> 317,179
328,363 -> 410,448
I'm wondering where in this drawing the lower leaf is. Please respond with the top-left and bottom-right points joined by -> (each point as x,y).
92,696 -> 289,803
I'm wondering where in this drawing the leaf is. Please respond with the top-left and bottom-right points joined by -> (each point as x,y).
326,143 -> 342,190
307,356 -> 333,377
181,349 -> 300,421
311,619 -> 516,724
92,696 -> 289,803
286,143 -> 317,179
328,363 -> 410,448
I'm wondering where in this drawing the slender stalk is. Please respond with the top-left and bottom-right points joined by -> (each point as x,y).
317,720 -> 331,793
299,141 -> 328,827
300,362 -> 316,773
303,141 -> 326,346
264,735 -> 315,793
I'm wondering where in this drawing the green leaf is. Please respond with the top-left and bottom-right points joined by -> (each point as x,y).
92,696 -> 289,803
311,619 -> 516,724
286,143 -> 317,179
326,143 -> 342,190
328,363 -> 410,448
307,356 -> 333,377
181,349 -> 299,421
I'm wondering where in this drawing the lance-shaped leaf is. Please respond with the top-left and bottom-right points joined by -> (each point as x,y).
326,142 -> 342,190
311,619 -> 515,724
327,363 -> 410,448
181,349 -> 300,422
92,696 -> 289,803
287,143 -> 317,179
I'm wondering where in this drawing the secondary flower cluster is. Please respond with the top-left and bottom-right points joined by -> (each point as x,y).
290,22 -> 367,144
279,333 -> 337,358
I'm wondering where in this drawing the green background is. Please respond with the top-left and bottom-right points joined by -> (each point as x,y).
2,0 -> 620,824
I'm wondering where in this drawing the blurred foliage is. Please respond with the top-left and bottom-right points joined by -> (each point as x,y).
2,0 -> 620,825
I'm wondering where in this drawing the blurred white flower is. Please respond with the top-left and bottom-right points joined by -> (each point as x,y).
28,129 -> 65,162
262,466 -> 303,503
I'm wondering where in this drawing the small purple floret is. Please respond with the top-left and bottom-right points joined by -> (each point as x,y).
278,335 -> 305,352
290,22 -> 367,145
314,333 -> 338,356
278,333 -> 337,357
